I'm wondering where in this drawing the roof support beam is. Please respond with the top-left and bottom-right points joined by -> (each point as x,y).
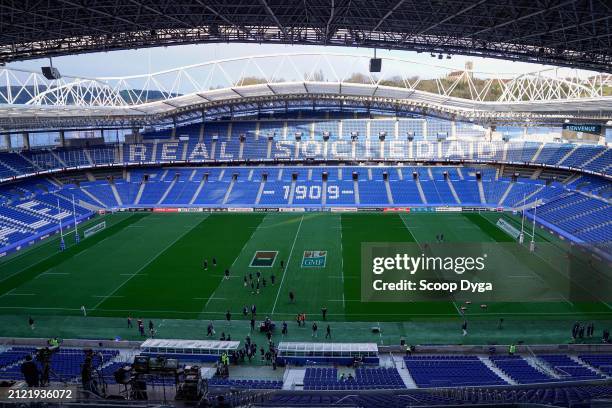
259,0 -> 288,39
469,0 -> 579,37
416,0 -> 488,35
372,0 -> 407,32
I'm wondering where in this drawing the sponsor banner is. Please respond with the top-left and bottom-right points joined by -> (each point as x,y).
250,250 -> 278,268
302,250 -> 327,267
435,207 -> 463,212
408,207 -> 434,212
228,207 -> 254,212
496,218 -> 521,239
384,207 -> 411,212
178,207 -> 203,213
153,208 -> 179,213
254,208 -> 280,212
0,252 -> 6,258
280,207 -> 305,212
330,207 -> 358,212
462,207 -> 493,212
98,209 -> 107,215
201,208 -> 228,212
358,207 -> 384,212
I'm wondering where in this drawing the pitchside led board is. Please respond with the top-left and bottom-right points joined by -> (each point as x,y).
360,242 -> 612,303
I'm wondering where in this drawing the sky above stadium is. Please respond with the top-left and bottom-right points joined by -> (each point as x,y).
6,43 -> 590,79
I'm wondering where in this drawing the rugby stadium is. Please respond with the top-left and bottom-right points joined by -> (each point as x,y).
0,1 -> 611,407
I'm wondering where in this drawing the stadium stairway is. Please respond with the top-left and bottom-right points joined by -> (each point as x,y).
321,177 -> 328,206
581,148 -> 609,169
391,354 -> 417,388
283,369 -> 307,390
222,175 -> 237,205
109,181 -> 123,206
77,186 -> 107,208
415,177 -> 427,204
446,177 -> 461,204
287,177 -> 297,205
477,177 -> 487,205
133,180 -> 146,205
255,176 -> 266,205
384,177 -> 394,205
189,175 -> 207,205
498,182 -> 514,206
157,174 -> 178,205
481,356 -> 517,385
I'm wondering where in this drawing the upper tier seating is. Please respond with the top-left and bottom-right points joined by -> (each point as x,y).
1,120 -> 610,180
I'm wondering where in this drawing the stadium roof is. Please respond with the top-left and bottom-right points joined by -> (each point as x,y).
0,1 -> 611,72
1,53 -> 611,131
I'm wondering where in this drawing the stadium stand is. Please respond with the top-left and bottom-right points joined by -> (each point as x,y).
537,355 -> 603,381
404,356 -> 507,388
303,367 -> 405,390
1,157 -> 610,255
489,355 -> 553,384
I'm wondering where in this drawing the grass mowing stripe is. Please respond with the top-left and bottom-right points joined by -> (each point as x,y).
203,214 -> 269,310
399,213 -> 463,317
271,214 -> 304,315
462,213 -> 514,242
0,214 -> 147,296
95,213 -> 265,318
91,216 -> 207,311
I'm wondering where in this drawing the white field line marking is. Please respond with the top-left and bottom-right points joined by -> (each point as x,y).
339,214 -> 345,310
272,214 -> 304,315
399,213 -> 463,317
92,221 -> 202,311
0,305 -> 609,317
92,295 -> 124,298
203,214 -> 268,310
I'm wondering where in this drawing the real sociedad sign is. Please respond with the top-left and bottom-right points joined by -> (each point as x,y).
128,140 -> 506,162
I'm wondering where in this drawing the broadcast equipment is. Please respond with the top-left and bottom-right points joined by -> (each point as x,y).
132,356 -> 149,372
132,355 -> 180,374
114,356 -> 182,401
175,365 -> 204,401
35,346 -> 60,386
113,366 -> 133,385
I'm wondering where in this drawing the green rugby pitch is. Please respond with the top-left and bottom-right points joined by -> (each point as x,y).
1,210 -> 610,329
